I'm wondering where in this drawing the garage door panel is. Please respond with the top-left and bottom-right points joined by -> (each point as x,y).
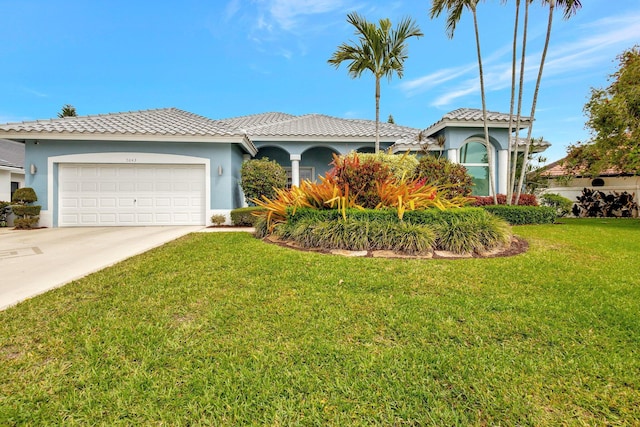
99,213 -> 117,224
80,213 -> 99,224
100,198 -> 117,208
100,182 -> 117,192
59,164 -> 205,226
119,182 -> 135,191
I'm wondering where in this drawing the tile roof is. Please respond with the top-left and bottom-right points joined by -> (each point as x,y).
218,112 -> 297,131
538,159 -> 633,178
0,139 -> 24,169
422,108 -> 532,136
236,113 -> 419,139
0,108 -> 244,138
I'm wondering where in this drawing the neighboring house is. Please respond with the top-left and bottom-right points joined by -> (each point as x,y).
537,159 -> 640,205
0,139 -> 25,202
0,107 -> 548,228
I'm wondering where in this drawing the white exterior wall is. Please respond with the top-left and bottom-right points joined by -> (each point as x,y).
543,176 -> 640,206
0,168 -> 24,202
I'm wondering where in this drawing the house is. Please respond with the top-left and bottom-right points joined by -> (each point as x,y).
392,109 -> 549,196
0,139 -> 25,202
537,159 -> 640,205
0,107 -> 548,227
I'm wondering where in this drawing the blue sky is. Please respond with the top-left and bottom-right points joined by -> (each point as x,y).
1,0 -> 639,164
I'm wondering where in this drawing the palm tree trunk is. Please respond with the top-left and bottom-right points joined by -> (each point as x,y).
472,8 -> 497,203
510,0 -> 529,203
375,76 -> 381,154
515,0 -> 554,204
506,0 -> 520,205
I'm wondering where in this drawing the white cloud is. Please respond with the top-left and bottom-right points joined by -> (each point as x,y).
21,87 -> 48,98
399,63 -> 477,96
431,80 -> 478,107
413,10 -> 640,108
224,0 -> 242,21
267,0 -> 348,31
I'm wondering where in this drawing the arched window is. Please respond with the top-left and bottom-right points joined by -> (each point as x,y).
460,141 -> 489,196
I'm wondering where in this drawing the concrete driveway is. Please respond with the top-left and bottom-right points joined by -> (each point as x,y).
0,226 -> 202,310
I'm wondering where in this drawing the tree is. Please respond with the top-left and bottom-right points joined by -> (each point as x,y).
57,104 -> 77,118
387,114 -> 395,124
512,0 -> 582,204
328,12 -> 423,153
565,46 -> 640,175
430,0 -> 497,203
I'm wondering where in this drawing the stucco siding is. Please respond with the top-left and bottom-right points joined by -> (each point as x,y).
24,139 -> 245,226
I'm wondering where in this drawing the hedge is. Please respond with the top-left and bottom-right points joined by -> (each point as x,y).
288,206 -> 494,226
230,207 -> 266,226
481,205 -> 556,225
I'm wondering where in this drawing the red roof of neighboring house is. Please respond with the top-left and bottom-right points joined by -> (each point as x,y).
538,158 -> 632,178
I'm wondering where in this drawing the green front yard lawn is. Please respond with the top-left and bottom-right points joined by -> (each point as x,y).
1,219 -> 639,425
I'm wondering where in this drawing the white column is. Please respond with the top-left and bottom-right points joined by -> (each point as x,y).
290,154 -> 301,187
498,149 -> 508,195
242,154 -> 251,162
447,148 -> 458,163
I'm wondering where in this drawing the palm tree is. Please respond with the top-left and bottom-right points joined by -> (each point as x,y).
430,0 -> 498,203
514,0 -> 581,204
328,12 -> 423,153
57,104 -> 77,118
506,0 -> 528,204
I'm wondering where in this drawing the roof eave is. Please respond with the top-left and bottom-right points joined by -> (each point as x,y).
250,135 -> 407,143
0,164 -> 24,173
423,119 -> 531,137
0,132 -> 247,143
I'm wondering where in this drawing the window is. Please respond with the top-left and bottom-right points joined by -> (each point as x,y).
10,182 -> 19,200
460,141 -> 489,196
284,167 -> 315,187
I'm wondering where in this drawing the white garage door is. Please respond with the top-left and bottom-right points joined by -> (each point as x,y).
59,163 -> 206,226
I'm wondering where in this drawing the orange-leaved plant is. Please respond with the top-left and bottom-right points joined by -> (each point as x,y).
252,175 -> 364,232
376,173 -> 472,219
253,153 -> 472,232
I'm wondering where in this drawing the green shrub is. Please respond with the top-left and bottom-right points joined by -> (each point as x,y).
240,158 -> 287,205
13,217 -> 39,230
276,217 -> 436,254
275,207 -> 511,255
540,193 -> 573,217
231,207 -> 266,226
11,205 -> 41,217
210,214 -> 226,226
482,205 -> 556,225
350,152 -> 419,180
414,156 -> 473,198
0,201 -> 10,227
12,187 -> 37,204
10,187 -> 41,229
433,213 -> 511,254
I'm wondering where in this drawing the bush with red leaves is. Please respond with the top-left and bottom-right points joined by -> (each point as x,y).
470,194 -> 538,206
